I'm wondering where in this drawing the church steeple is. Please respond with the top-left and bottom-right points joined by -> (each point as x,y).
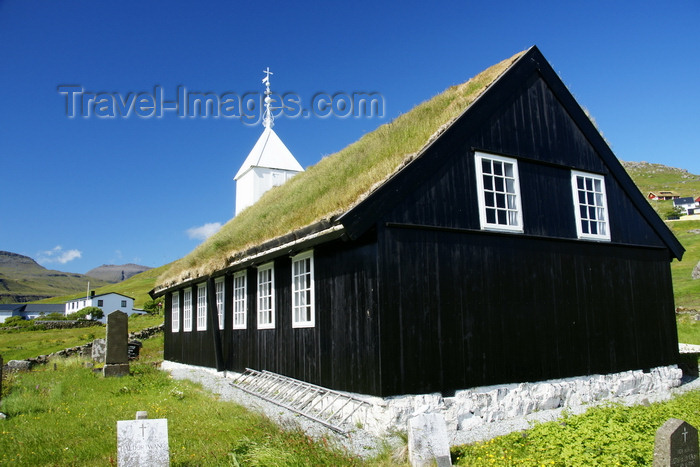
234,68 -> 304,215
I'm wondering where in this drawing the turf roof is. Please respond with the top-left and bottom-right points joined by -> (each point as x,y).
156,48 -> 528,291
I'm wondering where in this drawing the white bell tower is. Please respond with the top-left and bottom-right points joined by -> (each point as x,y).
234,68 -> 304,215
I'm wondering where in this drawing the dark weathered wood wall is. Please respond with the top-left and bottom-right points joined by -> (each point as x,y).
164,235 -> 381,394
370,71 -> 678,396
376,226 -> 677,396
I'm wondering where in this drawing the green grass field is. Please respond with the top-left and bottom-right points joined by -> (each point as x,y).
0,338 -> 366,467
0,314 -> 163,361
451,390 -> 700,466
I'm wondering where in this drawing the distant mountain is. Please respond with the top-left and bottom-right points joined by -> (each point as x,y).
85,264 -> 152,283
0,251 -> 111,303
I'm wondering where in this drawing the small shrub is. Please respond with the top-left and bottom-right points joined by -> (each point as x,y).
67,307 -> 103,321
143,297 -> 164,315
3,316 -> 28,327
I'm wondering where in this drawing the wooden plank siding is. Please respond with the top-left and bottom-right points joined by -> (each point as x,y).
377,226 -> 678,396
164,235 -> 382,395
369,69 -> 679,396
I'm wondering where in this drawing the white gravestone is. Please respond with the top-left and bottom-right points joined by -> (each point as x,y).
117,418 -> 169,467
408,412 -> 452,467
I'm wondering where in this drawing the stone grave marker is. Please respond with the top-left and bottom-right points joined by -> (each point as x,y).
117,412 -> 169,467
92,338 -> 106,363
654,418 -> 699,467
103,311 -> 129,377
407,412 -> 451,467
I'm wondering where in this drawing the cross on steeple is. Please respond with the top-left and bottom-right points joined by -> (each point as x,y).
262,67 -> 274,129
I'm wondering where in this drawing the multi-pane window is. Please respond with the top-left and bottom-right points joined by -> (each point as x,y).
215,277 -> 225,330
171,292 -> 180,333
292,251 -> 315,328
183,288 -> 192,332
475,152 -> 523,231
196,282 -> 207,331
257,263 -> 275,329
233,271 -> 247,330
571,171 -> 610,240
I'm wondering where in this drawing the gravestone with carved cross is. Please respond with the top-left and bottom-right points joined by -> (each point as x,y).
653,418 -> 699,467
117,413 -> 169,466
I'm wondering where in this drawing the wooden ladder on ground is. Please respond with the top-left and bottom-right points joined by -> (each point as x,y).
231,368 -> 370,434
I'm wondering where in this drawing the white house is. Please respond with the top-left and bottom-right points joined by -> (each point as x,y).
0,304 -> 65,323
673,196 -> 699,215
0,304 -> 24,323
233,69 -> 303,215
64,292 -> 141,322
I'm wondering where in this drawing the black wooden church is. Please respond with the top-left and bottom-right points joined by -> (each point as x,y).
152,46 -> 684,398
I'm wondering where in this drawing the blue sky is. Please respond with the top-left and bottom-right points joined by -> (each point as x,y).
1,0 -> 698,274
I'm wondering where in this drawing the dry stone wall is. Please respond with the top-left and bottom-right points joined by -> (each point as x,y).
2,324 -> 164,372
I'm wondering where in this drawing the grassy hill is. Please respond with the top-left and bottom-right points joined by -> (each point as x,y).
0,251 -> 112,303
621,160 -> 700,218
621,161 -> 700,196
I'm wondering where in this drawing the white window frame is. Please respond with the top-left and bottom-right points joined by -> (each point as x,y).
571,170 -> 611,241
257,262 -> 275,330
474,152 -> 523,232
291,250 -> 315,328
171,291 -> 180,333
232,271 -> 247,330
183,287 -> 193,332
215,277 -> 225,330
196,282 -> 207,331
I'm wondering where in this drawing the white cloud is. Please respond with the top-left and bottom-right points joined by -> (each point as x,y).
186,222 -> 222,241
37,245 -> 82,264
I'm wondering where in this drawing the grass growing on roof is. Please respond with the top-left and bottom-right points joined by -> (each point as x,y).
158,50 -> 527,288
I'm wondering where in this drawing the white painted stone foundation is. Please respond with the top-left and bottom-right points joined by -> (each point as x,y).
355,365 -> 682,436
160,361 -> 682,438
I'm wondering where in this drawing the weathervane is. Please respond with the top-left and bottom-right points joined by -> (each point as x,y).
262,67 -> 274,129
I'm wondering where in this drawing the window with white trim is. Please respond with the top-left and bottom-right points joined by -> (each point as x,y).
292,251 -> 315,328
196,282 -> 207,331
183,287 -> 192,332
571,171 -> 610,240
215,277 -> 225,330
171,292 -> 180,332
257,262 -> 275,329
474,152 -> 523,232
232,271 -> 247,330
